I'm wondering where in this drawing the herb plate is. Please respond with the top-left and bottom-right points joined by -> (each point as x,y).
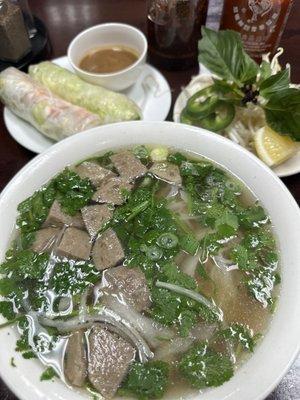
0,121 -> 300,400
173,75 -> 300,178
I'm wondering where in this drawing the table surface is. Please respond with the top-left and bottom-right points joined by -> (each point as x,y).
0,1 -> 300,399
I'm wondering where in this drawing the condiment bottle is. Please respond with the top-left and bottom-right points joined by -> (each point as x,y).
220,0 -> 294,62
147,0 -> 209,70
0,0 -> 31,62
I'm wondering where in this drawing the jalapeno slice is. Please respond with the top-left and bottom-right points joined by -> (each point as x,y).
180,101 -> 235,132
180,107 -> 194,125
186,87 -> 219,118
195,101 -> 235,132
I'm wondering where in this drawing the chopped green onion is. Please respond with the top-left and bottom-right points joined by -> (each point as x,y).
150,147 -> 169,162
157,233 -> 179,249
145,246 -> 163,261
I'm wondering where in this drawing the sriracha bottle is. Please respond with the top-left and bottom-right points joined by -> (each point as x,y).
220,0 -> 294,61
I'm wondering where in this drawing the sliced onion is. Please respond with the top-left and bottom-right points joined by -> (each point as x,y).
39,308 -> 153,363
26,312 -> 68,382
156,281 -> 223,321
212,255 -> 239,272
79,287 -> 90,324
166,185 -> 179,198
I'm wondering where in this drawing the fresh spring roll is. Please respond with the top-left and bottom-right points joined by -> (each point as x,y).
0,67 -> 101,141
29,61 -> 142,123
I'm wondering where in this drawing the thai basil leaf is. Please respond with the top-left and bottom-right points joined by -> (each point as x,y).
260,69 -> 290,99
258,61 -> 272,82
264,88 -> 300,140
198,28 -> 258,86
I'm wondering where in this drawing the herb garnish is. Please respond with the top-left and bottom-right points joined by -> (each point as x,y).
180,27 -> 300,139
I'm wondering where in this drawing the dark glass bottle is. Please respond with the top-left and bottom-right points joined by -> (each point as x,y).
147,0 -> 209,70
220,0 -> 294,62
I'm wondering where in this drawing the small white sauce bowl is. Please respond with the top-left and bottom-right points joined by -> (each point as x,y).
67,23 -> 148,91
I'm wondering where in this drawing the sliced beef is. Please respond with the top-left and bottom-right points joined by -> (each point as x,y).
111,151 -> 147,182
75,161 -> 116,187
31,227 -> 60,253
92,177 -> 132,205
102,266 -> 151,312
150,162 -> 182,186
81,204 -> 113,238
88,326 -> 135,398
65,330 -> 87,387
57,227 -> 91,260
92,229 -> 124,271
43,200 -> 84,229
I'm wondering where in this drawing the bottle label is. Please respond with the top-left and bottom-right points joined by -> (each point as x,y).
233,1 -> 280,33
231,1 -> 282,55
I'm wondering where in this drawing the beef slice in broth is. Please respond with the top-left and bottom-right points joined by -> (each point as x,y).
57,227 -> 92,260
81,204 -> 113,238
150,162 -> 182,186
92,177 -> 132,206
92,229 -> 124,270
43,200 -> 84,229
102,266 -> 151,311
65,330 -> 87,387
75,161 -> 116,187
111,151 -> 147,182
31,227 -> 61,253
88,326 -> 136,398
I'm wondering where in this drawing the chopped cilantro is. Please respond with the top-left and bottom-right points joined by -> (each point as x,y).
50,260 -> 100,296
218,323 -> 256,352
17,182 -> 56,235
120,361 -> 169,399
179,342 -> 233,389
0,301 -> 15,320
179,234 -> 199,255
54,168 -> 94,215
40,366 -> 58,381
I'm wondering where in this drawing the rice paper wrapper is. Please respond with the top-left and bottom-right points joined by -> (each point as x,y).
29,61 -> 142,123
0,67 -> 101,142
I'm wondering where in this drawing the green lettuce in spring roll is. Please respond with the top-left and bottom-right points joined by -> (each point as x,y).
29,61 -> 142,123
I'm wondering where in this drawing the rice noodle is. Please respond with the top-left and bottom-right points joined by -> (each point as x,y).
106,297 -> 174,348
180,253 -> 200,277
39,307 -> 153,362
156,281 -> 223,321
154,323 -> 217,360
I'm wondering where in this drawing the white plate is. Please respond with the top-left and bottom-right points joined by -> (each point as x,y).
4,56 -> 171,154
173,75 -> 300,178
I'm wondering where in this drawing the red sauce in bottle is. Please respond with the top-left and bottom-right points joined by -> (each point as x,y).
220,0 -> 294,61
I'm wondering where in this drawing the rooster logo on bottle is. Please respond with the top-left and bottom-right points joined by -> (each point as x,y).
248,0 -> 272,22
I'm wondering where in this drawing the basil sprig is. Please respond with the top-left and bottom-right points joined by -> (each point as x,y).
198,27 -> 300,140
